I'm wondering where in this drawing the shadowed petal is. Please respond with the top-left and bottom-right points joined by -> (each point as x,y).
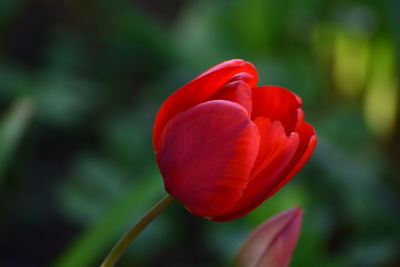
262,121 -> 317,199
212,120 -> 299,222
250,117 -> 288,178
153,59 -> 258,150
157,100 -> 260,217
235,206 -> 303,267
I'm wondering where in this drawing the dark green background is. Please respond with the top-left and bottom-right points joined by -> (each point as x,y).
0,0 -> 399,266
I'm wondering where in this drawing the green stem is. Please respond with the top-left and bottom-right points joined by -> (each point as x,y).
100,194 -> 174,267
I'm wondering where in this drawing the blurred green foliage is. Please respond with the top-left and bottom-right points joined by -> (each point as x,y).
0,98 -> 33,187
0,0 -> 399,266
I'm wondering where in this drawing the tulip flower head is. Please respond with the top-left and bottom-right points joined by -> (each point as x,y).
153,59 -> 316,221
235,206 -> 303,267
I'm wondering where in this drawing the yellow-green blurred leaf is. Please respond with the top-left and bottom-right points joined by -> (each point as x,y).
0,98 -> 34,186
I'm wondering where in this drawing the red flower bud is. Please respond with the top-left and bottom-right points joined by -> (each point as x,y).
235,206 -> 303,267
153,59 -> 316,221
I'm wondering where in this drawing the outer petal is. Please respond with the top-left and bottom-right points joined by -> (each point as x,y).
153,59 -> 258,150
235,206 -> 303,267
157,100 -> 260,217
213,120 -> 299,222
252,86 -> 302,135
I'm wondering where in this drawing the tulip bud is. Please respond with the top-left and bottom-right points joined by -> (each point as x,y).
153,59 -> 316,221
235,206 -> 303,267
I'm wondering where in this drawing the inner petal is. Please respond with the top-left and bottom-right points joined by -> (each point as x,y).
212,80 -> 252,115
262,121 -> 317,199
229,72 -> 256,86
252,86 -> 302,135
250,117 -> 289,178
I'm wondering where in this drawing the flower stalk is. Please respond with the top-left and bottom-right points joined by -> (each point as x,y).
100,195 -> 174,267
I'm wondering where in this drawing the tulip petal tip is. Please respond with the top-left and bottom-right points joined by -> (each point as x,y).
235,206 -> 303,267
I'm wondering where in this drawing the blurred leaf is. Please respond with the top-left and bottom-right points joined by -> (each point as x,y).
333,28 -> 370,99
0,67 -> 102,128
347,239 -> 398,266
53,173 -> 164,267
172,1 -> 230,66
0,66 -> 32,97
363,36 -> 398,138
0,98 -> 34,187
100,112 -> 153,173
226,0 -> 294,55
57,153 -> 130,224
32,73 -> 101,128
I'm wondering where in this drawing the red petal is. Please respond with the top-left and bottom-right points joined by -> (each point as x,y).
157,100 -> 260,217
250,117 -> 289,179
262,121 -> 317,199
236,206 -> 303,267
153,59 -> 258,150
252,86 -> 302,135
228,72 -> 255,85
212,80 -> 252,115
213,120 -> 299,222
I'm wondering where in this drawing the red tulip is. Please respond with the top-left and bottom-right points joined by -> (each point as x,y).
235,206 -> 303,267
153,59 -> 316,221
